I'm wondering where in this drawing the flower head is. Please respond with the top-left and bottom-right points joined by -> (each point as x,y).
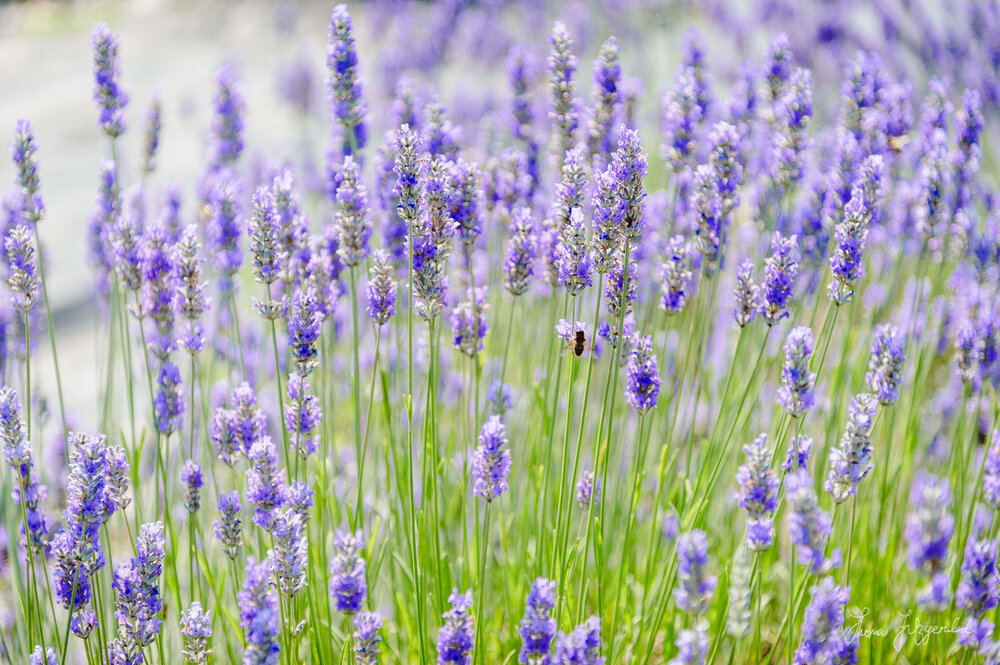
472,415 -> 512,502
92,24 -> 128,138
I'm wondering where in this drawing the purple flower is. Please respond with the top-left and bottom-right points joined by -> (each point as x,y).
587,37 -> 621,169
783,435 -> 812,473
285,373 -> 322,459
957,531 -> 999,621
10,120 -> 45,222
450,159 -> 482,246
181,459 -> 203,513
92,24 -> 128,138
681,27 -> 711,116
472,415 -> 511,502
552,616 -> 602,665
759,232 -> 799,326
354,611 -> 383,665
141,95 -> 162,176
547,22 -> 578,161
764,34 -> 793,103
209,64 -> 245,169
709,121 -> 743,215
269,508 -> 307,596
786,469 -> 838,575
154,361 -> 185,435
112,560 -> 161,661
105,445 -> 131,514
330,529 -> 366,614
249,186 -> 281,286
519,577 -> 557,664
366,249 -> 397,326
5,225 -> 38,314
233,382 -> 266,454
288,288 -> 322,375
247,437 -> 285,532
451,285 -> 489,358
692,165 -> 724,275
659,235 -> 692,316
334,155 -> 371,267
667,625 -> 707,665
772,68 -> 812,187
605,254 -> 637,326
240,557 -> 280,665
113,204 -> 142,292
778,326 -> 816,418
207,170 -> 243,292
828,156 -> 881,305
736,433 -> 779,551
591,168 -> 624,275
30,646 -> 57,665
558,208 -> 593,296
213,490 -> 243,561
916,128 -> 949,244
575,471 -> 601,509
181,601 -> 213,664
660,67 -> 702,172
674,530 -> 716,616
211,408 -> 240,467
865,323 -> 906,406
394,125 -> 422,225
175,225 -> 209,353
733,259 -> 759,327
422,97 -> 461,160
141,222 -> 178,360
825,393 -> 878,503
794,577 -> 849,664
625,334 -> 660,414
613,128 -> 648,240
327,4 -> 367,158
504,207 -> 537,297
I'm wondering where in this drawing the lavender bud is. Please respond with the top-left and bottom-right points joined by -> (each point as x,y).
285,373 -> 322,459
209,65 -> 245,169
591,168 -> 624,274
778,326 -> 815,418
450,285 -> 489,358
865,323 -> 906,406
786,469 -> 838,575
240,557 -> 280,665
249,186 -> 281,286
141,95 -> 162,176
504,207 -> 537,297
10,120 -> 45,223
794,578 -> 849,664
437,589 -> 475,665
354,611 -> 383,665
659,235 -> 692,316
519,577 -> 557,664
736,433 -> 779,551
270,508 -> 308,596
674,530 -> 716,616
180,601 -> 213,664
334,155 -> 371,267
824,393 -> 878,503
181,459 -> 203,513
547,22 -> 578,162
625,334 -> 661,414
247,437 -> 285,532
472,415 -> 511,502
5,225 -> 38,314
330,529 -> 367,614
614,127 -> 648,240
213,490 -> 243,561
366,249 -> 397,325
733,259 -> 759,328
91,24 -> 128,138
758,232 -> 799,326
660,67 -> 702,172
587,37 -> 621,170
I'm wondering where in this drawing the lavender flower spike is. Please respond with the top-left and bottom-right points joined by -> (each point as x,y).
552,616 -> 602,665
240,557 -> 281,665
786,468 -> 838,575
472,415 -> 512,502
984,431 -> 1000,509
733,259 -> 759,328
865,323 -> 906,406
614,127 -> 648,240
625,334 -> 661,414
209,65 -> 245,169
557,207 -> 593,296
181,601 -> 213,664
11,120 -> 45,222
6,225 -> 38,314
92,24 -> 128,138
758,232 -> 799,326
659,235 -> 692,316
587,37 -> 621,170
794,577 -> 850,664
674,530 -> 716,616
547,22 -> 578,163
825,393 -> 878,503
366,249 -> 397,325
778,326 -> 815,419
249,186 -> 280,286
335,155 -> 371,267
906,472 -> 953,611
519,577 -> 557,664
504,207 -> 537,297
213,490 -> 243,561
330,529 -> 367,614
451,285 -> 490,358
438,589 -> 475,665
736,433 -> 779,551
181,459 -> 203,513
327,4 -> 367,157
354,611 -> 383,665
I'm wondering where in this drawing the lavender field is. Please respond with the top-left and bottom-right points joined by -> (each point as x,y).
1,0 -> 999,663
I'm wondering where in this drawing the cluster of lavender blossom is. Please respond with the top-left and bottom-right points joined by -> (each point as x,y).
2,1 -> 1000,665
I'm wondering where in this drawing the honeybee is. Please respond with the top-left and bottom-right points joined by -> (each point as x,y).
562,328 -> 589,357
